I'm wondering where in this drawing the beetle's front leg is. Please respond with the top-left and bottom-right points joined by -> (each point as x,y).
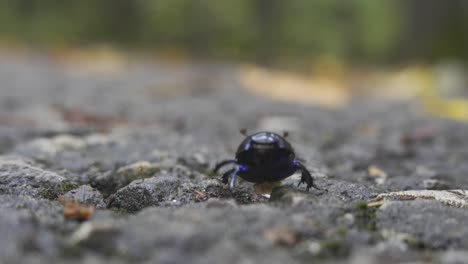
217,167 -> 239,192
221,168 -> 236,184
294,161 -> 326,191
214,159 -> 237,173
229,167 -> 239,192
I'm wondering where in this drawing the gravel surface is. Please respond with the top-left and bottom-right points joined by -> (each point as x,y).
1,54 -> 468,264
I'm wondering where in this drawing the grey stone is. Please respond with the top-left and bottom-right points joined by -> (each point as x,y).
63,185 -> 106,209
0,194 -> 64,226
423,178 -> 452,190
440,250 -> 468,264
3,55 -> 468,263
0,156 -> 76,199
0,212 -> 37,260
110,205 -> 306,262
204,198 -> 238,209
109,175 -> 181,212
66,221 -> 122,256
93,160 -> 164,197
377,200 -> 468,249
0,194 -> 67,260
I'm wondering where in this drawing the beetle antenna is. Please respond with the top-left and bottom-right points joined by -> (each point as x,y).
239,128 -> 248,136
283,131 -> 289,138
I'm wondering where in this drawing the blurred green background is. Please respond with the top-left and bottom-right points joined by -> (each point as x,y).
0,0 -> 467,65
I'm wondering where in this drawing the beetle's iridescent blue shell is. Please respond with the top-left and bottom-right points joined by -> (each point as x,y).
236,132 -> 293,154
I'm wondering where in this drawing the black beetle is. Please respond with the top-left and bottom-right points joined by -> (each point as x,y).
214,130 -> 324,192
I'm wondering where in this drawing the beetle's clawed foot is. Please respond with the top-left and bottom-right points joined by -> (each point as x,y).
296,161 -> 328,192
221,169 -> 234,185
297,178 -> 327,192
214,175 -> 236,192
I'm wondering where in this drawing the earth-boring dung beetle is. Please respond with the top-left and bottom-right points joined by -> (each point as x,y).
214,130 -> 325,192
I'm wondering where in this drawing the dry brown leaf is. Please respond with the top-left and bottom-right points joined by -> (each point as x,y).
193,190 -> 208,202
240,65 -> 350,108
368,165 -> 388,185
51,104 -> 133,132
59,196 -> 95,221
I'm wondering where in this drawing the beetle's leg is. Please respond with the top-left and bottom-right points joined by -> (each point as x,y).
213,159 -> 237,173
294,161 -> 326,192
228,166 -> 240,192
221,168 -> 236,184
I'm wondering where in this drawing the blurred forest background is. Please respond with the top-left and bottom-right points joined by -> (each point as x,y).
1,0 -> 468,120
0,0 -> 467,65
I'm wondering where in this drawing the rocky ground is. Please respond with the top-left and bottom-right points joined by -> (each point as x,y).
0,54 -> 468,264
